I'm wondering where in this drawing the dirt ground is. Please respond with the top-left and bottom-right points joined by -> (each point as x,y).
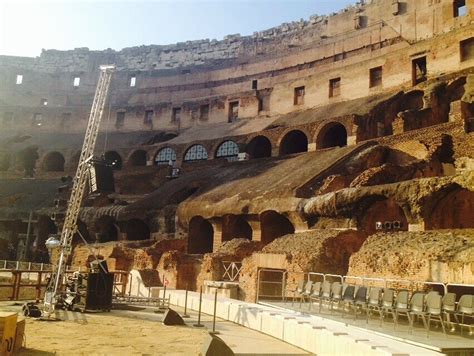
11,309 -> 208,355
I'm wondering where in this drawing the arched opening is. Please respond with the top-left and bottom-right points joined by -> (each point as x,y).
17,146 -> 39,178
73,220 -> 92,244
260,211 -> 294,245
104,151 -> 122,170
155,147 -> 177,165
279,130 -> 308,156
0,152 -> 11,171
188,216 -> 214,254
95,216 -> 119,242
426,188 -> 474,229
43,151 -> 65,172
124,219 -> 150,241
222,215 -> 252,242
246,136 -> 272,159
359,198 -> 408,235
215,140 -> 239,159
184,144 -> 208,162
316,123 -> 348,149
129,150 -> 147,166
33,216 -> 57,262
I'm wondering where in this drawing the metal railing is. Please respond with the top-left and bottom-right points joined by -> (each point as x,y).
222,261 -> 242,282
257,270 -> 473,304
0,260 -> 52,271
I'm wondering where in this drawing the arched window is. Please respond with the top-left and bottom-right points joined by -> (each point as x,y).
43,151 -> 65,172
104,151 -> 122,170
216,140 -> 239,158
184,144 -> 208,162
155,147 -> 177,165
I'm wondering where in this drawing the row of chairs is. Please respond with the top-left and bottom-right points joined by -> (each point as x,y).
286,280 -> 473,336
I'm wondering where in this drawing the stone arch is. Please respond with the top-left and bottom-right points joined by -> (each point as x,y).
17,146 -> 39,177
188,216 -> 214,254
73,220 -> 92,244
358,197 -> 408,235
0,151 -> 11,171
246,135 -> 272,159
184,144 -> 208,162
124,219 -> 150,241
260,210 -> 295,245
42,151 -> 65,172
35,216 -> 58,250
425,187 -> 474,230
215,140 -> 239,159
155,147 -> 177,165
94,216 -> 119,242
279,130 -> 308,156
222,214 -> 252,242
316,122 -> 348,149
104,151 -> 122,170
128,150 -> 147,166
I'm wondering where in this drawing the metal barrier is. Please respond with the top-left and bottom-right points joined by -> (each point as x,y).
324,274 -> 344,283
0,260 -> 52,271
256,268 -> 286,303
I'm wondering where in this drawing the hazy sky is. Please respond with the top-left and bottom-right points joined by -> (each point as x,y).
0,0 -> 354,57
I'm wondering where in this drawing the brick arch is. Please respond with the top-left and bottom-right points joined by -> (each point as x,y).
41,151 -> 66,172
188,216 -> 214,254
356,196 -> 408,236
423,185 -> 474,230
183,144 -> 209,162
127,149 -> 148,166
260,210 -> 295,245
153,145 -> 179,165
104,151 -> 123,170
212,139 -> 241,159
245,134 -> 273,159
314,120 -> 350,149
278,129 -> 309,156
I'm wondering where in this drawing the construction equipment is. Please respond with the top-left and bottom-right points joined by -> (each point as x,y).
43,65 -> 115,314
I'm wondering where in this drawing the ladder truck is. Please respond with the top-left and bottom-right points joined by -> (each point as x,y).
43,65 -> 115,314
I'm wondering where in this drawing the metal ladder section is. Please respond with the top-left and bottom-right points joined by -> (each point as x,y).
113,295 -> 170,309
45,65 -> 115,313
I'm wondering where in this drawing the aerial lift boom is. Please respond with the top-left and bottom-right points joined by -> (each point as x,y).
44,65 -> 115,313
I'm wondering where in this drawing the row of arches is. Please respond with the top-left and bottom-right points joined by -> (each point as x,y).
187,211 -> 295,254
0,122 -> 348,173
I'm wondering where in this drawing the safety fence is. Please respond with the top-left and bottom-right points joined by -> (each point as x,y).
257,269 -> 474,303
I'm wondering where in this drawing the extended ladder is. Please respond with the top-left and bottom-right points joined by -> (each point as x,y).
44,65 -> 115,313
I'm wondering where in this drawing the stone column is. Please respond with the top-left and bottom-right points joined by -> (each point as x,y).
246,218 -> 262,242
210,218 -> 223,252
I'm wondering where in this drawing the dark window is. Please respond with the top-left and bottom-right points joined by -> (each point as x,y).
3,112 -> 13,128
60,113 -> 71,129
329,78 -> 341,98
33,113 -> 43,127
460,37 -> 474,61
412,57 -> 427,85
115,112 -> 125,129
155,147 -> 177,165
252,80 -> 258,90
184,144 -> 208,162
258,98 -> 264,112
454,0 -> 467,17
144,110 -> 153,125
228,101 -> 239,122
216,140 -> 239,158
199,104 -> 209,120
172,107 -> 181,122
294,86 -> 305,105
181,69 -> 191,74
370,66 -> 383,87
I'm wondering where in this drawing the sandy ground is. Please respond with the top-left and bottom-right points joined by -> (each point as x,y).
6,308 -> 209,355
